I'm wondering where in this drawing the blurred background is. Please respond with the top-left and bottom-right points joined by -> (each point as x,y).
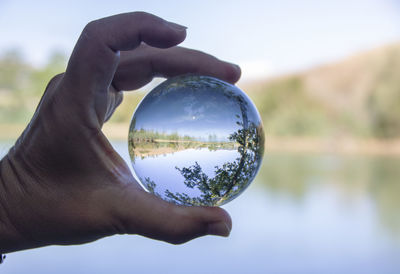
1,0 -> 400,273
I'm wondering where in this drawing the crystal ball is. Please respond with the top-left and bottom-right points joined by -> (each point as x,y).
128,75 -> 264,206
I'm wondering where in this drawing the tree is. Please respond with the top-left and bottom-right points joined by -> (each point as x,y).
164,121 -> 262,206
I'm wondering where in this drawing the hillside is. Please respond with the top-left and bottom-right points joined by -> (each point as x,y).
0,42 -> 399,142
245,42 -> 400,138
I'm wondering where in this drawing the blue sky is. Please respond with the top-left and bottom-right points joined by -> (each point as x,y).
133,77 -> 245,140
1,0 -> 399,82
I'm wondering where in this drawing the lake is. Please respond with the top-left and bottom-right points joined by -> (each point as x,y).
1,140 -> 400,273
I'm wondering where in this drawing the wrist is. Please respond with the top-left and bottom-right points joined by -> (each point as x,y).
0,152 -> 29,253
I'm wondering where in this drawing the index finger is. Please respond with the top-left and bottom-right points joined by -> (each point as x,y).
64,12 -> 187,94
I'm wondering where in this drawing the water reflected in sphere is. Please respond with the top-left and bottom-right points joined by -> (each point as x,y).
128,75 -> 264,206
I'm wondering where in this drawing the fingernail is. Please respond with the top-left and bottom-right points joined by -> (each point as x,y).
167,21 -> 188,32
207,221 -> 231,237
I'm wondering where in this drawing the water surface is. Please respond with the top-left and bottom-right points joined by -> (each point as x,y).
1,141 -> 400,273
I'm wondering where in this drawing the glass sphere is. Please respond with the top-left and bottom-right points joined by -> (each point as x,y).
128,75 -> 264,206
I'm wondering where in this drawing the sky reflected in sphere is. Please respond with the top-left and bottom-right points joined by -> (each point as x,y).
128,75 -> 264,206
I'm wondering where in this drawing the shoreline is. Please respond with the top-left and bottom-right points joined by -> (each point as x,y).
265,136 -> 400,156
104,124 -> 400,156
2,123 -> 400,156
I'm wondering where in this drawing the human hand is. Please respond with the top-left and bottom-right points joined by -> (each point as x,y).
0,12 -> 240,253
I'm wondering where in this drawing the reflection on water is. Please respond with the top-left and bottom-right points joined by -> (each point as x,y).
1,141 -> 400,273
128,75 -> 264,206
259,152 -> 400,240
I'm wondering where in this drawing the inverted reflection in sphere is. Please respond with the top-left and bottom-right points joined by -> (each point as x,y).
128,75 -> 264,206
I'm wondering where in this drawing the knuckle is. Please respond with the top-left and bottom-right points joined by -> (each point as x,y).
84,19 -> 98,31
47,73 -> 64,88
82,20 -> 102,39
115,91 -> 124,106
131,11 -> 151,21
167,237 -> 187,245
164,227 -> 190,245
130,11 -> 162,28
162,207 -> 203,245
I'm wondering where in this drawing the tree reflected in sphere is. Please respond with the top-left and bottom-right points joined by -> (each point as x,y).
128,75 -> 264,206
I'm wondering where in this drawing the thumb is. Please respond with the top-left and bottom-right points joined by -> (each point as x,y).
113,186 -> 232,244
